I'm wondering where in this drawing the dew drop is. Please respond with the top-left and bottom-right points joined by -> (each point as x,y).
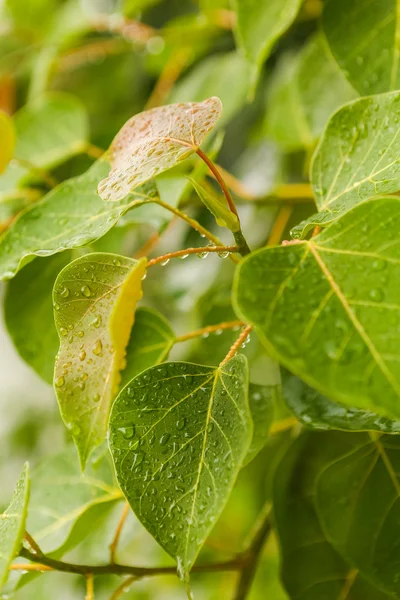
59,287 -> 70,298
92,339 -> 103,355
55,376 -> 65,388
81,285 -> 92,297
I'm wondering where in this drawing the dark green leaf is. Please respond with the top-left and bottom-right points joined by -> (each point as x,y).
53,252 -> 146,469
109,356 -> 252,576
243,382 -> 276,466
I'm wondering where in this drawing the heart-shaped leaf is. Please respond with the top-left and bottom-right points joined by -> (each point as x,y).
293,91 -> 400,238
323,0 -> 400,96
234,196 -> 400,420
0,110 -> 15,174
97,97 -> 222,202
120,307 -> 175,388
0,160 -> 157,280
0,463 -> 29,589
109,356 -> 252,577
53,252 -> 147,469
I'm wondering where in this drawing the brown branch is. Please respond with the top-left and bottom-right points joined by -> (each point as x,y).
24,532 -> 43,556
147,245 -> 238,267
175,320 -> 244,343
110,502 -> 130,563
220,325 -> 252,366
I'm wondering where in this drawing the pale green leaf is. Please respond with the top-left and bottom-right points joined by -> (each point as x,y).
5,0 -> 59,36
120,307 -> 175,388
233,0 -> 302,91
316,433 -> 400,596
274,433 -> 392,599
283,372 -> 400,434
0,464 -> 29,588
0,111 -> 14,174
168,52 -> 250,127
53,252 -> 147,469
293,91 -> 400,238
27,445 -> 121,555
234,197 -> 400,420
5,253 -> 72,384
109,356 -> 252,575
97,97 -> 222,202
265,34 -> 356,151
0,160 -> 157,281
189,177 -> 240,232
14,93 -> 89,169
323,0 -> 400,96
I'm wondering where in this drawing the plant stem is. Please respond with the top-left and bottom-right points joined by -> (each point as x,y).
147,245 -> 238,267
220,325 -> 252,366
86,573 -> 95,600
110,576 -> 137,600
267,205 -> 294,246
110,502 -> 130,563
24,532 -> 43,556
175,320 -> 244,343
85,144 -> 105,159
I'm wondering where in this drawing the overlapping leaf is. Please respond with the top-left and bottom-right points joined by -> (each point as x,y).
244,383 -> 275,466
233,0 -> 302,91
0,111 -> 14,174
234,197 -> 400,420
283,372 -> 400,434
0,160 -> 157,280
109,356 -> 252,576
316,433 -> 400,596
293,91 -> 400,238
323,0 -> 400,96
53,252 -> 146,469
0,464 -> 29,588
97,97 -> 222,202
274,433 -> 392,599
120,307 -> 175,388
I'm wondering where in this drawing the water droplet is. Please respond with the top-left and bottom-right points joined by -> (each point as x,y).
197,251 -> 209,259
369,288 -> 384,302
55,376 -> 65,388
59,287 -> 70,298
79,351 -> 86,361
81,285 -> 91,297
141,272 -> 147,280
218,251 -> 229,258
159,433 -> 170,445
59,327 -> 68,337
161,258 -> 170,266
176,418 -> 186,430
92,339 -> 103,355
180,253 -> 189,260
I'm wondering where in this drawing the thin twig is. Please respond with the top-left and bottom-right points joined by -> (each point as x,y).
24,532 -> 43,556
10,563 -> 53,572
175,320 -> 244,343
145,48 -> 190,110
312,225 -> 321,237
220,325 -> 252,366
147,245 -> 238,267
110,576 -> 137,600
267,205 -> 293,246
86,573 -> 94,600
110,502 -> 130,563
85,144 -> 105,160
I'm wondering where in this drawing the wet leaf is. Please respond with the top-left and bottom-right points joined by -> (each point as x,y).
293,91 -> 400,238
243,382 -> 276,466
0,160 -> 157,280
53,252 -> 147,469
0,111 -> 15,174
0,464 -> 29,588
121,307 -> 175,388
97,97 -> 222,202
234,197 -> 400,420
109,356 -> 252,576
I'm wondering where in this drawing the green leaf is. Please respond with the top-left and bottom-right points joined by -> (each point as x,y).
274,433 -> 392,600
5,0 -> 59,37
53,252 -> 147,469
0,160 -> 157,281
5,253 -> 72,384
168,52 -> 250,127
189,177 -> 240,232
109,356 -> 252,576
323,0 -> 400,96
315,433 -> 400,596
293,91 -> 400,238
121,307 -> 175,388
27,445 -> 121,555
14,93 -> 89,169
243,383 -> 276,466
0,464 -> 29,588
0,111 -> 14,174
283,372 -> 400,434
233,0 -> 302,92
233,197 -> 400,420
265,34 -> 356,151
97,97 -> 222,202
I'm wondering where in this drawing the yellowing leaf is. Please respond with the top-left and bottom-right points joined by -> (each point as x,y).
0,111 -> 15,174
53,252 -> 147,469
97,97 -> 222,202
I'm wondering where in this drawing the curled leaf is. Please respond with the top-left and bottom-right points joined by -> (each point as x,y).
189,177 -> 240,232
98,97 -> 222,202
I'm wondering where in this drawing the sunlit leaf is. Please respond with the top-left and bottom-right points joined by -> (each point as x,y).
316,432 -> 400,596
323,0 -> 400,96
0,160 -> 157,281
0,464 -> 29,588
5,253 -> 72,384
189,177 -> 239,232
293,91 -> 400,238
274,433 -> 392,599
234,197 -> 400,420
53,252 -> 147,469
0,110 -> 14,174
283,372 -> 400,434
97,97 -> 222,202
120,307 -> 175,388
233,0 -> 302,92
109,356 -> 252,576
